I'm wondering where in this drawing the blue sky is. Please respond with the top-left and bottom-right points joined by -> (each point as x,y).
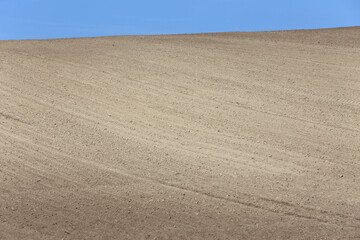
0,0 -> 359,40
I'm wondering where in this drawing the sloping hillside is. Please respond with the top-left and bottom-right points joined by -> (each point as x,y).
1,27 -> 360,239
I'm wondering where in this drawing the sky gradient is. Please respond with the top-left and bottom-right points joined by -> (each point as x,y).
1,0 -> 359,40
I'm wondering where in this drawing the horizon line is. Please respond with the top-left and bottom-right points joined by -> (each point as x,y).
1,25 -> 359,42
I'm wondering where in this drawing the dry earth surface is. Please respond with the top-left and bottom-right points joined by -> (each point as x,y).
1,27 -> 360,239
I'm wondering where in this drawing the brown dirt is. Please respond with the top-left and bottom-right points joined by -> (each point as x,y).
0,27 -> 360,239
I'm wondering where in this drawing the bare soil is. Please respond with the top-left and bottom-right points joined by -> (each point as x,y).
1,27 -> 360,239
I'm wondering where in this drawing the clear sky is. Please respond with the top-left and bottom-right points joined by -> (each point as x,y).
1,0 -> 359,40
